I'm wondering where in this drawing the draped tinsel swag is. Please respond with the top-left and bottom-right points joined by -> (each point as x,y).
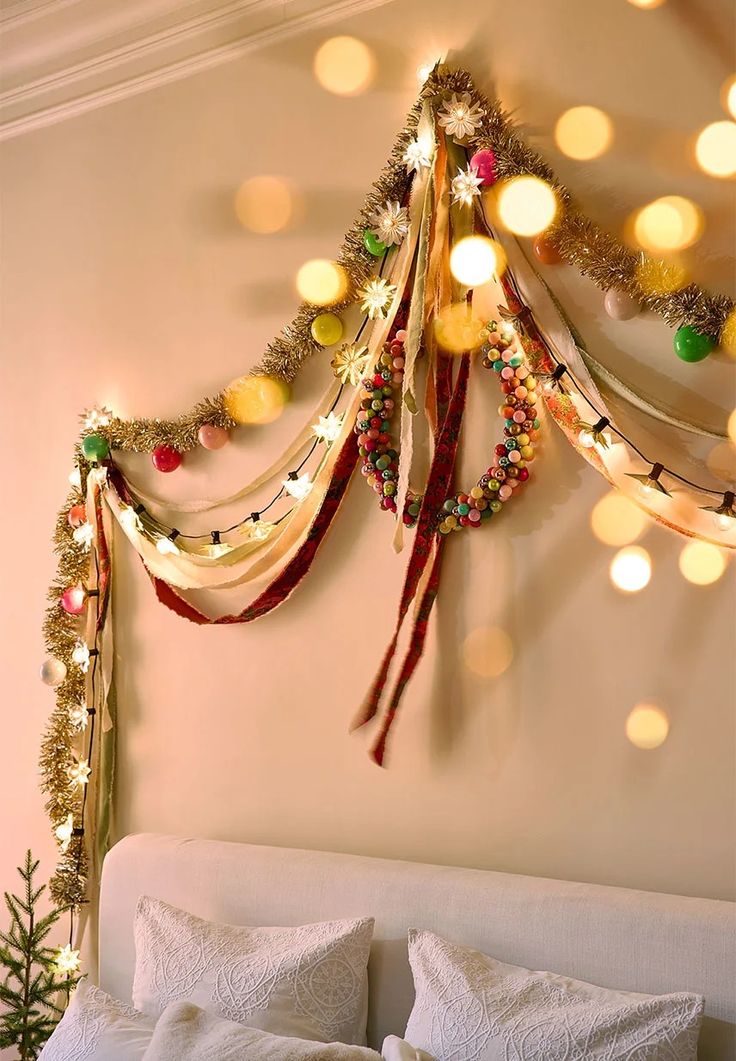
39,65 -> 734,944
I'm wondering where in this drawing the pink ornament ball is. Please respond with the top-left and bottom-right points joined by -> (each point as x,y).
470,149 -> 498,186
61,585 -> 86,615
152,445 -> 182,473
498,484 -> 513,500
198,424 -> 229,450
67,504 -> 86,529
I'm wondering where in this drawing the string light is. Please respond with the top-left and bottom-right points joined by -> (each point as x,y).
55,815 -> 74,852
204,531 -> 232,559
156,530 -> 181,556
609,546 -> 652,592
626,462 -> 671,498
577,417 -> 612,451
242,519 -> 274,542
119,504 -> 144,533
72,523 -> 94,550
403,138 -> 433,172
67,759 -> 90,787
68,704 -> 89,730
701,490 -> 736,531
83,406 -> 113,430
312,412 -> 343,444
359,277 -> 397,319
55,945 -> 81,976
626,704 -> 669,749
451,163 -> 484,206
71,640 -> 91,672
540,363 -> 568,393
282,472 -> 313,501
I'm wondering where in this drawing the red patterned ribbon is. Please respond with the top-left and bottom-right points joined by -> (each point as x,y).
115,428 -> 359,625
352,352 -> 469,747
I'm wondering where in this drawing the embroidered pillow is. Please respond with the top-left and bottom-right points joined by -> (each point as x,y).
133,896 -> 374,1044
404,929 -> 703,1061
144,1000 -> 390,1059
38,979 -> 154,1061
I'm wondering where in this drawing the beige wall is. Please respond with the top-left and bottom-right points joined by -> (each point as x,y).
1,0 -> 735,958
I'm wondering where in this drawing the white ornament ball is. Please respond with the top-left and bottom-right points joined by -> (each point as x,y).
40,658 -> 67,687
604,288 -> 640,321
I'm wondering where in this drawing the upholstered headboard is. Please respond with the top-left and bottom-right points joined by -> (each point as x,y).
99,834 -> 735,1058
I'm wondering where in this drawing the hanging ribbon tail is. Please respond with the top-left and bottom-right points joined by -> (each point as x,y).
370,539 -> 444,766
352,352 -> 469,735
145,425 -> 359,625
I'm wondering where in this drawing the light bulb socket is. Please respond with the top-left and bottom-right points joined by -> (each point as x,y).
211,530 -> 221,545
288,471 -> 298,481
592,417 -> 610,433
134,503 -> 145,516
250,512 -> 261,523
72,827 -> 85,838
86,589 -> 99,599
168,529 -> 180,542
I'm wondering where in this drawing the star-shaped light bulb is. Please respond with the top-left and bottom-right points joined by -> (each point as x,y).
243,519 -> 274,542
282,473 -> 313,501
71,640 -> 91,673
403,138 -> 433,173
68,759 -> 90,787
331,344 -> 370,386
119,505 -> 144,533
156,534 -> 180,556
83,406 -> 113,430
72,523 -> 94,551
55,945 -> 81,976
69,704 -> 89,731
451,164 -> 484,207
312,412 -> 344,444
359,277 -> 397,320
55,814 -> 74,852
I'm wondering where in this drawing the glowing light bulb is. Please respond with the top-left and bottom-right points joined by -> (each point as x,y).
554,105 -> 613,160
609,546 -> 652,592
68,759 -> 90,787
626,704 -> 669,749
55,814 -> 74,852
156,535 -> 180,556
71,640 -> 91,672
312,412 -> 343,443
497,176 -> 558,237
72,523 -> 94,550
296,259 -> 348,306
313,36 -> 375,96
119,505 -> 144,533
283,473 -> 313,501
55,945 -> 81,975
578,428 -> 596,449
417,62 -> 434,83
449,236 -> 505,286
590,492 -> 648,546
678,540 -> 727,585
695,120 -> 736,178
83,406 -> 113,430
69,704 -> 89,730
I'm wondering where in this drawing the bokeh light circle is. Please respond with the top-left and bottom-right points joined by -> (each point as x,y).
694,120 -> 736,178
609,546 -> 652,592
235,176 -> 293,234
497,176 -> 558,237
626,704 -> 669,749
449,236 -> 505,286
313,37 -> 376,96
462,626 -> 514,678
632,196 -> 704,253
296,259 -> 348,305
554,106 -> 613,160
678,541 -> 727,585
591,492 -> 648,546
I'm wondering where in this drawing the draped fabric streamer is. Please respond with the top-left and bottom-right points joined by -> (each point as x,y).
39,64 -> 734,957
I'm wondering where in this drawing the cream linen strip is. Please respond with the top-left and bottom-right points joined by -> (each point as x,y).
392,104 -> 437,552
104,231 -> 420,591
124,378 -> 342,514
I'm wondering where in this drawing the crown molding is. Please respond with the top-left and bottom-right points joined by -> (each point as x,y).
0,0 -> 394,141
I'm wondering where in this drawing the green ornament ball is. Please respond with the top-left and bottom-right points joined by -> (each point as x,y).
82,433 -> 109,462
310,312 -> 344,347
363,229 -> 386,257
674,325 -> 715,363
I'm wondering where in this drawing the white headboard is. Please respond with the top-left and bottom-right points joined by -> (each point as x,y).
99,834 -> 735,1058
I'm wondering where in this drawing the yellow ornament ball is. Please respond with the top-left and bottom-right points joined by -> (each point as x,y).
310,312 -> 344,347
224,374 -> 290,425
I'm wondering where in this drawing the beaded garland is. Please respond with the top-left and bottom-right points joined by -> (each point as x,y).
356,328 -> 422,528
357,318 -> 539,535
438,320 -> 540,534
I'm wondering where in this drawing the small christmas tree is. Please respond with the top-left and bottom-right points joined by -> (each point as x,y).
0,851 -> 77,1059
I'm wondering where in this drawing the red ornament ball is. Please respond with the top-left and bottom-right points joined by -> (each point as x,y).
198,424 -> 229,450
152,445 -> 182,473
532,234 -> 563,265
469,149 -> 498,186
61,585 -> 86,615
67,504 -> 86,529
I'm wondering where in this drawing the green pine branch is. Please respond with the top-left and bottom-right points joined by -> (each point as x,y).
0,851 -> 78,1060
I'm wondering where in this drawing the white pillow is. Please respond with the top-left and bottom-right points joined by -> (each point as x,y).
143,1000 -> 389,1059
404,929 -> 703,1061
38,979 -> 154,1061
133,896 -> 374,1044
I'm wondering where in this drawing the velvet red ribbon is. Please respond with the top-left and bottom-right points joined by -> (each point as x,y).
353,352 -> 469,763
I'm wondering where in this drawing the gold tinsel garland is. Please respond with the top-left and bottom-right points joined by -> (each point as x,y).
38,65 -> 734,912
40,478 -> 91,908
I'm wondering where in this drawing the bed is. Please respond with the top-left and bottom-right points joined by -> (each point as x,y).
98,833 -> 736,1059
